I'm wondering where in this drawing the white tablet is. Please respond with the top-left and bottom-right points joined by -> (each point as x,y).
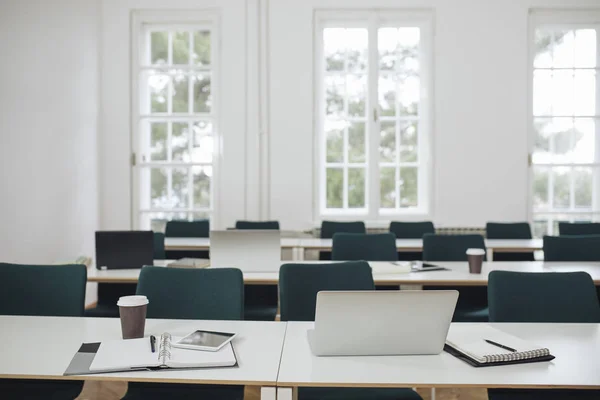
172,330 -> 237,352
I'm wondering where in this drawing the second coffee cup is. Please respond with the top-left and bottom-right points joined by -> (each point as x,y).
466,248 -> 485,274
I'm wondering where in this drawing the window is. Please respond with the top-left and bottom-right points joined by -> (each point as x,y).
316,11 -> 431,220
133,14 -> 218,230
530,14 -> 600,236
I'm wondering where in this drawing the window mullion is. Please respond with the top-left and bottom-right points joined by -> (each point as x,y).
368,14 -> 380,218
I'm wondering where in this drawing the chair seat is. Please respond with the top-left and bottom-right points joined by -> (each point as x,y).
488,388 -> 600,400
123,383 -> 244,400
453,307 -> 489,323
244,304 -> 278,321
84,304 -> 120,318
299,387 -> 422,400
0,379 -> 83,400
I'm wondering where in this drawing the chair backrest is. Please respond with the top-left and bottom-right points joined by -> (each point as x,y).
422,234 -> 487,261
559,222 -> 600,236
488,271 -> 600,323
486,222 -> 532,239
235,220 -> 280,230
153,232 -> 166,259
543,235 -> 600,261
279,261 -> 374,321
389,221 -> 435,239
165,219 -> 210,238
0,263 -> 87,317
136,266 -> 244,320
331,233 -> 398,261
320,221 -> 366,239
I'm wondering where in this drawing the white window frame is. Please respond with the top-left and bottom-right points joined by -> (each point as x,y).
131,10 -> 220,230
314,10 -> 433,222
528,9 -> 600,235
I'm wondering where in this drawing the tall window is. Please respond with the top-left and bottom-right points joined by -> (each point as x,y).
531,19 -> 600,236
316,11 -> 431,220
133,16 -> 218,230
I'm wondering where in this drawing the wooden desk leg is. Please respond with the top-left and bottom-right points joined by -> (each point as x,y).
261,386 -> 277,400
487,248 -> 494,261
277,387 -> 298,400
431,387 -> 436,400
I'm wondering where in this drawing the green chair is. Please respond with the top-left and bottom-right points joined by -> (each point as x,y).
488,271 -> 600,400
422,234 -> 488,322
279,262 -> 422,400
235,220 -> 280,230
0,263 -> 87,399
486,222 -> 535,261
543,235 -> 600,261
389,221 -> 434,261
234,221 -> 280,321
165,219 -> 210,259
124,266 -> 244,400
153,232 -> 166,259
331,233 -> 398,262
558,222 -> 600,236
320,221 -> 366,260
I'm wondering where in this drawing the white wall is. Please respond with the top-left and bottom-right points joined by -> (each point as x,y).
0,0 -> 100,303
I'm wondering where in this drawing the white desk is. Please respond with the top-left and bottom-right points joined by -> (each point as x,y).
87,261 -> 600,286
0,316 -> 286,400
276,322 -> 600,399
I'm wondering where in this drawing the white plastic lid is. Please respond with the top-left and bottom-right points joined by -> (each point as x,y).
117,295 -> 149,307
466,248 -> 486,256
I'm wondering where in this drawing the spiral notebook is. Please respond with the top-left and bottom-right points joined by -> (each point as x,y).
445,325 -> 554,367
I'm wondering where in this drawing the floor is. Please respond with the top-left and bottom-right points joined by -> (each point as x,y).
77,381 -> 488,400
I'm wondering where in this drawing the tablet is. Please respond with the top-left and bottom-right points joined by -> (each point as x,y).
172,330 -> 237,352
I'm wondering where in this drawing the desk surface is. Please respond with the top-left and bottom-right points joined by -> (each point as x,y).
165,237 -> 544,252
277,322 -> 600,389
87,261 -> 600,285
0,316 -> 286,385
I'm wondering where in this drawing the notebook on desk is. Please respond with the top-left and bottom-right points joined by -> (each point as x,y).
64,333 -> 237,375
445,325 -> 554,367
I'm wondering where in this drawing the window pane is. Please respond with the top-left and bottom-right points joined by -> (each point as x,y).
400,146 -> 417,163
379,122 -> 396,162
398,75 -> 419,116
193,166 -> 211,208
532,167 -> 549,210
150,122 -> 167,161
172,73 -> 189,113
533,70 -> 552,116
399,167 -> 418,207
379,28 -> 398,71
532,219 -> 549,238
573,119 -> 596,164
574,70 -> 596,116
400,121 -> 418,147
193,74 -> 212,113
172,167 -> 189,208
191,121 -> 214,163
325,75 -> 345,117
379,74 -> 396,117
324,28 -> 345,71
346,28 -> 367,71
552,30 -> 574,68
348,122 -> 365,163
172,31 -> 189,64
574,29 -> 596,68
326,168 -> 343,208
552,70 -> 574,116
552,167 -> 570,209
380,167 -> 396,208
347,74 -> 366,117
348,168 -> 365,208
150,31 -> 168,64
146,72 -> 169,113
574,167 -> 592,209
151,168 -> 168,207
534,29 -> 553,68
193,31 -> 211,66
171,122 -> 189,161
398,27 -> 420,74
325,120 -> 344,163
532,117 -> 572,163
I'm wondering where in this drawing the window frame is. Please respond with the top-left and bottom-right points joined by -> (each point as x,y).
131,10 -> 221,230
313,9 -> 433,222
528,9 -> 600,235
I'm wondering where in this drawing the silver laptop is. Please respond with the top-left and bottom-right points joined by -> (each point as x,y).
308,291 -> 458,356
209,230 -> 281,272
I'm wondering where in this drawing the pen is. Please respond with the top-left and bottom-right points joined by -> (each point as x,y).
485,339 -> 516,352
150,335 -> 156,353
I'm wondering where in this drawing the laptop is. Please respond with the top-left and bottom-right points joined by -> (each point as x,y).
308,290 -> 458,356
95,231 -> 154,270
209,230 -> 281,272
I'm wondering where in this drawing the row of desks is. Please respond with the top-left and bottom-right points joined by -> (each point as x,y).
165,238 -> 543,260
2,316 -> 599,399
88,261 -> 600,286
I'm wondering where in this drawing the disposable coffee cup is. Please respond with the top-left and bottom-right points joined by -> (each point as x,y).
466,248 -> 485,274
117,295 -> 149,339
